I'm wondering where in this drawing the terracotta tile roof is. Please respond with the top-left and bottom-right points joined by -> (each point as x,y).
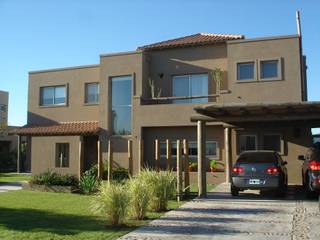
137,33 -> 244,51
14,121 -> 99,136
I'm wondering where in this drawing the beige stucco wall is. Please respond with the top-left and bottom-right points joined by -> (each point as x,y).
0,90 -> 8,125
222,36 -> 302,103
28,66 -> 100,125
31,135 -> 80,176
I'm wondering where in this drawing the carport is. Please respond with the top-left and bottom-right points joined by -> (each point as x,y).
192,101 -> 320,197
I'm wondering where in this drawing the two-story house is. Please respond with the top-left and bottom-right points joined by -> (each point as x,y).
16,32 -> 319,184
0,90 -> 22,172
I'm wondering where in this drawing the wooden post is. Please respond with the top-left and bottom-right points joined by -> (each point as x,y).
176,139 -> 183,201
166,139 -> 172,170
107,140 -> 113,182
78,136 -> 84,180
154,139 -> 160,171
224,127 -> 231,183
128,140 -> 133,176
97,139 -> 102,179
138,139 -> 144,174
183,139 -> 190,196
17,135 -> 20,173
197,121 -> 206,197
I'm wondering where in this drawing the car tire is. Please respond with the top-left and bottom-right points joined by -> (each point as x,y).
231,185 -> 239,196
305,174 -> 317,199
276,184 -> 286,197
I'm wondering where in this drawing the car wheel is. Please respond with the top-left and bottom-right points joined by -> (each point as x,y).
306,174 -> 317,199
276,184 -> 286,197
231,185 -> 239,196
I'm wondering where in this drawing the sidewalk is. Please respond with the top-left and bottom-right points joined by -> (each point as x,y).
0,182 -> 22,193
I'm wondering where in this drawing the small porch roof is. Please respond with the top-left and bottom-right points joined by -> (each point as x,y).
13,121 -> 99,136
192,101 -> 320,124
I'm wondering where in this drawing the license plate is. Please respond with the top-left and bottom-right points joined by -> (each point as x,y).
249,179 -> 261,185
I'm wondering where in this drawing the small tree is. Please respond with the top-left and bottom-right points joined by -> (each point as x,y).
148,78 -> 162,98
212,68 -> 223,94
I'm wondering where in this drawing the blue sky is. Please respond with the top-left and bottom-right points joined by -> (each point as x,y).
0,0 -> 319,126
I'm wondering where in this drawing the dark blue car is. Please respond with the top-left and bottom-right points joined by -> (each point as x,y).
231,150 -> 288,196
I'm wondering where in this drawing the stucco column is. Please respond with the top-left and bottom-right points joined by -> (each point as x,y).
197,120 -> 206,198
17,135 -> 20,173
78,136 -> 84,179
224,127 -> 231,183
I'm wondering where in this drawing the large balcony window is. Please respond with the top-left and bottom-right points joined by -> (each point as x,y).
172,73 -> 208,103
40,85 -> 66,106
111,76 -> 132,135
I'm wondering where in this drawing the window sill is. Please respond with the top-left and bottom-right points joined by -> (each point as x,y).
259,77 -> 283,82
39,104 -> 68,108
83,103 -> 99,106
111,135 -> 132,139
236,79 -> 258,83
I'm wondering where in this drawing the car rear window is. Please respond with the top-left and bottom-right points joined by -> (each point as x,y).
237,152 -> 277,164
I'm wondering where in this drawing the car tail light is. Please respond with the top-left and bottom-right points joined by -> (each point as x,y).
232,167 -> 244,174
314,178 -> 320,185
309,161 -> 320,171
266,167 -> 279,174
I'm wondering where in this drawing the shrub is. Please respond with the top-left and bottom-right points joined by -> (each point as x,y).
102,166 -> 130,182
84,164 -> 98,178
139,169 -> 176,212
79,174 -> 99,194
91,182 -> 129,225
31,170 -> 78,186
128,175 -> 150,220
112,168 -> 129,182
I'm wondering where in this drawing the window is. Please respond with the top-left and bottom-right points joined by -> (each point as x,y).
55,143 -> 69,168
111,76 -> 132,135
260,60 -> 280,80
263,134 -> 282,152
172,73 -> 208,103
40,86 -> 66,106
0,104 -> 6,112
239,134 -> 257,152
160,140 -> 218,158
237,62 -> 255,81
85,83 -> 99,104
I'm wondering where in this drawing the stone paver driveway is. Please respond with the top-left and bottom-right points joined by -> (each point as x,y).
120,183 -> 320,240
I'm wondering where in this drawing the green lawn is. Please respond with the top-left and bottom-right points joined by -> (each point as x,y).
0,190 -> 185,240
0,173 -> 31,184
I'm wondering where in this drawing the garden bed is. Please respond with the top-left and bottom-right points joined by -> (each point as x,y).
22,182 -> 78,193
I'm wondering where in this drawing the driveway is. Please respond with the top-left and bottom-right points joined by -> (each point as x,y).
120,183 -> 320,240
0,182 -> 22,193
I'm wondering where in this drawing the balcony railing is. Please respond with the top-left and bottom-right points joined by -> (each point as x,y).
139,94 -> 220,105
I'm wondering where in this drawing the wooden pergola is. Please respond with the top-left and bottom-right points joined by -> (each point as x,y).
191,101 -> 320,197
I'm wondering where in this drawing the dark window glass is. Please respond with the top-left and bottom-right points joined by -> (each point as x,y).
239,135 -> 257,152
111,76 -> 132,135
85,83 -> 99,104
263,134 -> 281,152
237,62 -> 254,80
40,86 -> 66,106
55,143 -> 69,167
260,60 -> 278,79
237,152 -> 277,164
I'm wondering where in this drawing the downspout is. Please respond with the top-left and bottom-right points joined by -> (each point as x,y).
296,11 -> 307,101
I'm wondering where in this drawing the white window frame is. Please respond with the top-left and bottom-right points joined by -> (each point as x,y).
258,58 -> 282,81
236,60 -> 256,82
40,85 -> 67,107
159,140 -> 218,159
84,82 -> 100,104
172,73 -> 209,103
